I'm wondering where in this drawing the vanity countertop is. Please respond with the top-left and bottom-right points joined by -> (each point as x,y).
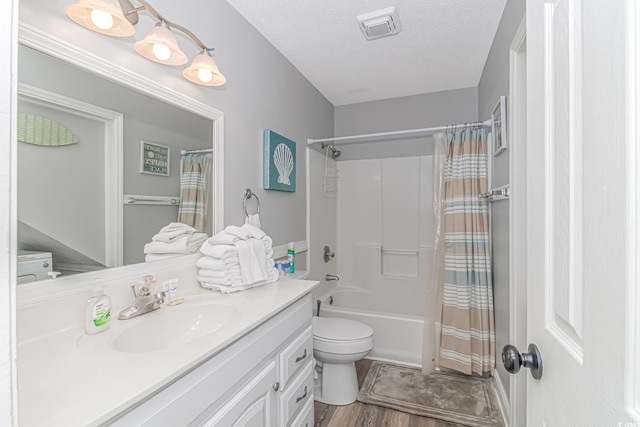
18,278 -> 318,427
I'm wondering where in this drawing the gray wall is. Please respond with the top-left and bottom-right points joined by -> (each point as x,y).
477,0 -> 526,399
18,45 -> 213,265
333,88 -> 478,160
18,100 -> 106,264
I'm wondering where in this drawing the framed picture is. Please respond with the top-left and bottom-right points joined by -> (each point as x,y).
491,95 -> 507,157
140,141 -> 170,176
263,130 -> 296,192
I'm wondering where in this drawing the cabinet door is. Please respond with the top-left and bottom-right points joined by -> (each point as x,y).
202,361 -> 277,427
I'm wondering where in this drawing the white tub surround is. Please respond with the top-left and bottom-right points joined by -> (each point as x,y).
17,257 -> 317,427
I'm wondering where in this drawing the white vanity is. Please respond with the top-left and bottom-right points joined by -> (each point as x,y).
17,255 -> 318,426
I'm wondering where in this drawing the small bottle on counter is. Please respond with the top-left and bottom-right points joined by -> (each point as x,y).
85,281 -> 111,335
287,242 -> 295,274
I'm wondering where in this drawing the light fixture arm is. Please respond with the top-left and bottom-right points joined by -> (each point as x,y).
133,0 -> 214,52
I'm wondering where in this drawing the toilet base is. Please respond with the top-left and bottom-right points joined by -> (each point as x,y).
314,361 -> 359,405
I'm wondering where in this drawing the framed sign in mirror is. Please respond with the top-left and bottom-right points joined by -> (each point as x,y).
140,140 -> 170,176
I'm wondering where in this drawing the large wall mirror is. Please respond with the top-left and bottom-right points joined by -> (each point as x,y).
16,26 -> 224,283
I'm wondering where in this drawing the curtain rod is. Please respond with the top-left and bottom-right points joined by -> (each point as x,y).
306,119 -> 493,146
180,148 -> 213,155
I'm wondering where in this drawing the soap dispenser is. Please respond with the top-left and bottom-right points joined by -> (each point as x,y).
85,281 -> 112,335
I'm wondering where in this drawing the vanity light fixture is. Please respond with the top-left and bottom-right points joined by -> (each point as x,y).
65,0 -> 226,86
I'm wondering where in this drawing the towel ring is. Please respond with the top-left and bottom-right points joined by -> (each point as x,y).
243,188 -> 260,216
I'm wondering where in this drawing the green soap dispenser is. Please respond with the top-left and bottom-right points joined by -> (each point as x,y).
85,282 -> 111,335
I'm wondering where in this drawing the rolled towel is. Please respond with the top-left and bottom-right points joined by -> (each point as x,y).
200,241 -> 238,259
207,232 -> 241,246
196,256 -> 240,270
242,223 -> 266,240
224,225 -> 251,240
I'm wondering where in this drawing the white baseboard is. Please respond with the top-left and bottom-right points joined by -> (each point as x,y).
492,374 -> 511,427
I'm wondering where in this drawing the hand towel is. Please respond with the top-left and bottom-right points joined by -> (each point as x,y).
223,225 -> 251,240
196,256 -> 240,270
242,223 -> 266,240
200,241 -> 238,259
244,214 -> 261,229
235,238 -> 268,285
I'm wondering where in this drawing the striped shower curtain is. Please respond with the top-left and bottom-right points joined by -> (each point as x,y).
177,153 -> 212,233
438,127 -> 495,376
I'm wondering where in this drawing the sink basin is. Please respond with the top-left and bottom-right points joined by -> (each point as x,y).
111,301 -> 238,353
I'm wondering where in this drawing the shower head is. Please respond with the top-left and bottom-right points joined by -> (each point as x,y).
322,143 -> 341,158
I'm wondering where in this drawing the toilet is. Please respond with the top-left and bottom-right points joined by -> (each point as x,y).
312,316 -> 374,405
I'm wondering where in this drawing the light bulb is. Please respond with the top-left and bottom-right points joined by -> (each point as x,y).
197,68 -> 213,83
90,9 -> 114,30
152,43 -> 171,61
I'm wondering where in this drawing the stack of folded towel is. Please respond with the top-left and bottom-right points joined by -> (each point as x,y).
197,224 -> 278,293
144,222 -> 208,262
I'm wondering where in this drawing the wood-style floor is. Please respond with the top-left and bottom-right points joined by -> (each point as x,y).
313,360 -> 467,427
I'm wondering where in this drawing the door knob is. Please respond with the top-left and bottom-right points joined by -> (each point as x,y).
502,343 -> 543,380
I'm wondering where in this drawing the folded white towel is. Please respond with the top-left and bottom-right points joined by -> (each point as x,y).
145,253 -> 182,262
224,225 -> 250,240
200,241 -> 238,259
197,275 -> 243,287
244,214 -> 262,229
159,222 -> 196,233
198,268 -> 242,280
144,233 -> 207,254
242,223 -> 266,240
196,256 -> 240,270
199,267 -> 278,293
207,232 -> 241,246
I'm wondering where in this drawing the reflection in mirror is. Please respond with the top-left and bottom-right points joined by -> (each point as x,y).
17,44 -> 216,281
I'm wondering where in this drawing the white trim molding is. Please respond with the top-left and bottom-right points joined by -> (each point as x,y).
626,0 -> 640,421
508,16 -> 527,427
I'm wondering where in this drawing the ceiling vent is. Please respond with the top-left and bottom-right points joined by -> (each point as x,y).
356,6 -> 402,41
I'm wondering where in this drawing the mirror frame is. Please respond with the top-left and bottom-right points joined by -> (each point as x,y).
16,22 -> 225,280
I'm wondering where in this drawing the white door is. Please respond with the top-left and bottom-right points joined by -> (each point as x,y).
523,0 -> 639,425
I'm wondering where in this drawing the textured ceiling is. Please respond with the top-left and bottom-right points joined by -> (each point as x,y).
226,0 -> 507,106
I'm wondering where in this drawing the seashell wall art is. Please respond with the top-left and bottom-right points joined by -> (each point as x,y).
263,130 -> 296,192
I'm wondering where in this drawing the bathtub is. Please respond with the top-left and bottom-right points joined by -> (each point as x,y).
316,287 -> 435,368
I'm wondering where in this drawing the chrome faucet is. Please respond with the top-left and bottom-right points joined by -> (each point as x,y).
325,274 -> 339,281
118,283 -> 166,320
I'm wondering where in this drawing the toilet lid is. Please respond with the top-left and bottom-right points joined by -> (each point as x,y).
312,317 -> 373,341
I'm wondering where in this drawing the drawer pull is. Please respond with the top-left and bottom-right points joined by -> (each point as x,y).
295,349 -> 307,363
273,382 -> 280,392
295,386 -> 308,403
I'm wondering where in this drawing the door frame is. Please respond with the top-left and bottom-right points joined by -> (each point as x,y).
507,17 -> 527,427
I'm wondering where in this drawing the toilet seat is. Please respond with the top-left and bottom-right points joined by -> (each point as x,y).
312,317 -> 374,354
312,317 -> 373,341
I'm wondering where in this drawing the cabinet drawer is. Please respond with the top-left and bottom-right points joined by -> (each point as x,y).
279,325 -> 313,389
289,396 -> 314,427
280,361 -> 314,426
